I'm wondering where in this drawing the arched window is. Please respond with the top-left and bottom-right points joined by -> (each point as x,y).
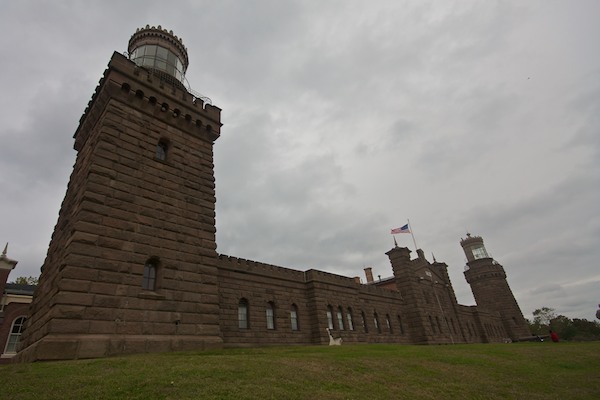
361,311 -> 368,333
336,307 -> 344,330
266,302 -> 276,330
155,138 -> 169,161
4,316 -> 27,354
290,304 -> 299,331
346,308 -> 354,331
238,298 -> 249,329
397,315 -> 405,334
386,314 -> 393,333
142,258 -> 158,291
374,312 -> 381,333
326,305 -> 334,330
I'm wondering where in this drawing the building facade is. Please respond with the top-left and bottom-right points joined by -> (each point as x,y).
14,26 -> 530,362
0,246 -> 35,364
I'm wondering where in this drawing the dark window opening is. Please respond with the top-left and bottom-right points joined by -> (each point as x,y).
336,307 -> 344,330
374,312 -> 381,334
142,258 -> 158,291
346,308 -> 354,331
326,305 -> 334,330
290,304 -> 299,331
361,311 -> 368,333
266,302 -> 276,330
239,298 -> 249,329
156,139 -> 169,161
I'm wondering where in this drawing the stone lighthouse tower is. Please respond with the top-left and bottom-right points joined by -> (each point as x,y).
461,234 -> 530,340
16,26 -> 223,361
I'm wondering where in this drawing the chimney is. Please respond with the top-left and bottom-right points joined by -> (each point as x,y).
364,267 -> 374,283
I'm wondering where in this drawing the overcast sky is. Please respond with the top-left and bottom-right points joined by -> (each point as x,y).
1,1 -> 598,321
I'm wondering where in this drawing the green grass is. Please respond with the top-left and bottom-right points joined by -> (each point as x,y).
2,342 -> 599,399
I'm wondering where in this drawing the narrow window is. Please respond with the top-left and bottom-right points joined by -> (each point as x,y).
436,316 -> 442,333
361,311 -> 368,333
397,315 -> 404,334
238,298 -> 249,329
337,307 -> 344,330
4,316 -> 27,354
429,315 -> 436,333
326,305 -> 334,330
346,308 -> 354,331
290,304 -> 299,331
374,313 -> 381,333
142,258 -> 158,290
386,314 -> 393,333
266,302 -> 275,330
155,139 -> 169,161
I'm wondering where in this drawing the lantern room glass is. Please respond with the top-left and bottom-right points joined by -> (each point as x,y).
130,44 -> 185,82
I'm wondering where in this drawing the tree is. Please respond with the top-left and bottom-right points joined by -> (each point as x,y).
533,307 -> 556,326
529,307 -> 600,341
10,275 -> 39,285
550,315 -> 576,340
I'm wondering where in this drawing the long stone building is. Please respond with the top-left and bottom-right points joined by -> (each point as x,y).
15,26 -> 530,362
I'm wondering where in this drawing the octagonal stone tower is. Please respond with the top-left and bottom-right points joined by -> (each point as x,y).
462,234 -> 530,340
16,26 -> 223,361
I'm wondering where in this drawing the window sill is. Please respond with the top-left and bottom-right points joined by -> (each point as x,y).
138,291 -> 165,300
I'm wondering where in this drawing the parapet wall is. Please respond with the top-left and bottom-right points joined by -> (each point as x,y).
217,254 -> 305,282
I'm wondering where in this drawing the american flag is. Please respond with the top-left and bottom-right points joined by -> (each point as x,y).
391,224 -> 410,234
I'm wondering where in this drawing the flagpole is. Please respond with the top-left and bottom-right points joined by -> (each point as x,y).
407,219 -> 418,251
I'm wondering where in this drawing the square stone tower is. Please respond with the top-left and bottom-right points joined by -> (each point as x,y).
16,26 -> 223,361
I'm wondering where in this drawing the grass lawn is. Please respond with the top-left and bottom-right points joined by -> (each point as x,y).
1,341 -> 599,399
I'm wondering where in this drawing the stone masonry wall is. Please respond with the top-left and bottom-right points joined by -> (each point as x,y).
217,255 -> 413,346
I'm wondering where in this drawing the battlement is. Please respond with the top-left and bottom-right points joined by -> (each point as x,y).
74,52 -> 222,151
217,254 -> 305,281
460,233 -> 484,245
304,269 -> 361,286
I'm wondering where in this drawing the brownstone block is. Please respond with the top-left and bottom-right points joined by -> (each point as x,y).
34,338 -> 80,360
63,253 -> 96,268
89,282 -> 118,295
89,320 -> 116,334
85,306 -> 117,320
97,270 -> 124,284
93,295 -> 122,308
152,322 -> 177,335
115,322 -> 143,335
49,319 -> 91,334
50,305 -> 87,319
78,339 -> 109,359
145,339 -> 173,353
55,291 -> 95,306
58,278 -> 91,293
